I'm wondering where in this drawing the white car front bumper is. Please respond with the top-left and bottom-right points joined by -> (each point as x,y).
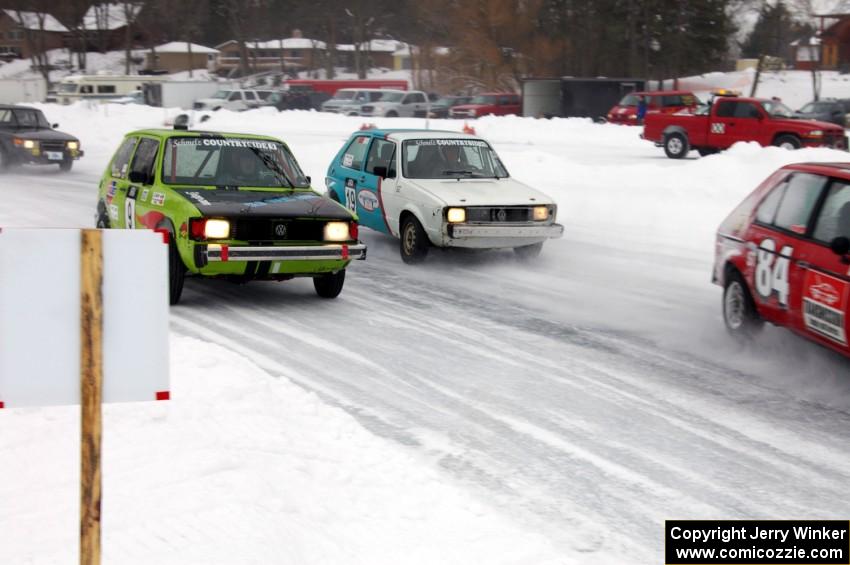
443,223 -> 564,249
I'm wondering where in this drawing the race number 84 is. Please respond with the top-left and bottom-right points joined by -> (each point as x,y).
755,238 -> 793,306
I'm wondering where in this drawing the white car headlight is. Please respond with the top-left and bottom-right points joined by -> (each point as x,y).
324,221 -> 349,241
533,206 -> 550,221
23,140 -> 36,149
447,208 -> 466,223
67,141 -> 79,150
204,219 -> 230,239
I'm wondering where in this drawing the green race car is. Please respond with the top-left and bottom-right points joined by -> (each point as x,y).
96,126 -> 365,304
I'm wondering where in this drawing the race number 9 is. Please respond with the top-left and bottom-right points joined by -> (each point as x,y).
124,197 -> 136,229
755,238 -> 793,306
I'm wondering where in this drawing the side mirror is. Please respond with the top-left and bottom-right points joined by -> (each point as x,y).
373,166 -> 395,179
52,123 -> 59,128
830,236 -> 850,257
305,175 -> 312,185
128,170 -> 149,185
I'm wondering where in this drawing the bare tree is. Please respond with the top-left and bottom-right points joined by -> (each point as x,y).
120,2 -> 142,74
56,0 -> 91,71
9,1 -> 53,85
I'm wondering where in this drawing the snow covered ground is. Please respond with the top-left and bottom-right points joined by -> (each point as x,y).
673,68 -> 850,110
1,103 -> 850,564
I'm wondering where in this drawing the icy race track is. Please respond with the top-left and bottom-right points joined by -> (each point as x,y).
1,104 -> 850,563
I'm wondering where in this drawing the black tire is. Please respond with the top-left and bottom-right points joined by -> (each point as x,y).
386,110 -> 398,117
514,242 -> 544,260
157,222 -> 186,305
696,147 -> 719,157
400,214 -> 429,264
328,190 -> 340,203
773,134 -> 801,150
664,132 -> 689,159
313,269 -> 345,298
59,158 -> 73,172
723,270 -> 763,337
95,204 -> 110,228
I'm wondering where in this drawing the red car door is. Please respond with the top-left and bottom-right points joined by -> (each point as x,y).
709,100 -> 762,148
745,172 -> 828,327
793,179 -> 850,354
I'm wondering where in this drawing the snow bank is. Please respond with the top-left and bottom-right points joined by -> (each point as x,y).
0,336 -> 564,565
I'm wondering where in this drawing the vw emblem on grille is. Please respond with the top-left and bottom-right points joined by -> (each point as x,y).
495,208 -> 507,222
274,224 -> 287,237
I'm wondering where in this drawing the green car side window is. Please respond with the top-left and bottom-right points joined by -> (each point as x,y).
129,138 -> 160,184
111,136 -> 138,179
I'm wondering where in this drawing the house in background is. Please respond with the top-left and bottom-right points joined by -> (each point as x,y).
0,9 -> 67,59
77,2 -> 153,52
804,10 -> 850,70
790,36 -> 820,70
144,42 -> 218,73
335,39 -> 397,70
216,31 -> 326,74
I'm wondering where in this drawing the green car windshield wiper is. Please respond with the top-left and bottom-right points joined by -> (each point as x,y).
249,147 -> 295,188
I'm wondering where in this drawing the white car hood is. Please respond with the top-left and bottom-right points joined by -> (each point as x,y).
406,177 -> 555,207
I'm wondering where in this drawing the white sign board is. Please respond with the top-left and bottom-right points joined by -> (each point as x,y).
0,228 -> 169,408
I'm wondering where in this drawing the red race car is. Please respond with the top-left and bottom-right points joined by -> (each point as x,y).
714,163 -> 850,358
606,90 -> 698,124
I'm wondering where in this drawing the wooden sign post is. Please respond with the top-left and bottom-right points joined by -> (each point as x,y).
80,229 -> 103,565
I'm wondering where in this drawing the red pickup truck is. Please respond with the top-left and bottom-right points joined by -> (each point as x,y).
643,96 -> 848,158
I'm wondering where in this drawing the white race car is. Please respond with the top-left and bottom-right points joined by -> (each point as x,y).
325,129 -> 564,262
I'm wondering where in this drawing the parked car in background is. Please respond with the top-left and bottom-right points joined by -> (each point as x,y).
714,163 -> 850,360
261,87 -> 330,111
192,88 -> 270,111
428,96 -> 472,118
606,90 -> 699,124
320,88 -> 388,115
0,105 -> 83,172
359,90 -> 430,117
283,79 -> 408,98
794,99 -> 850,127
449,93 -> 521,119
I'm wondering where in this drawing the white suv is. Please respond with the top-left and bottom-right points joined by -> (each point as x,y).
193,89 -> 271,111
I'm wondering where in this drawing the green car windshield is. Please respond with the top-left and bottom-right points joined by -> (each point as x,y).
162,137 -> 310,188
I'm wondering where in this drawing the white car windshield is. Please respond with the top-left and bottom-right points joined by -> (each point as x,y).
332,91 -> 356,100
212,90 -> 230,99
162,137 -> 310,188
402,139 -> 510,179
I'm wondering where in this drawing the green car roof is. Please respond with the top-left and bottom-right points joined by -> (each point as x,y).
126,128 -> 282,143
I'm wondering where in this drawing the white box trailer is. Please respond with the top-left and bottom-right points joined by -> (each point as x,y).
143,80 -> 230,109
0,77 -> 47,104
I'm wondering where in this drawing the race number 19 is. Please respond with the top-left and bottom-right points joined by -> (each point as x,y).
755,238 -> 793,306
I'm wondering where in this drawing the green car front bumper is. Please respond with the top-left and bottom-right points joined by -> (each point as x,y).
191,242 -> 366,277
